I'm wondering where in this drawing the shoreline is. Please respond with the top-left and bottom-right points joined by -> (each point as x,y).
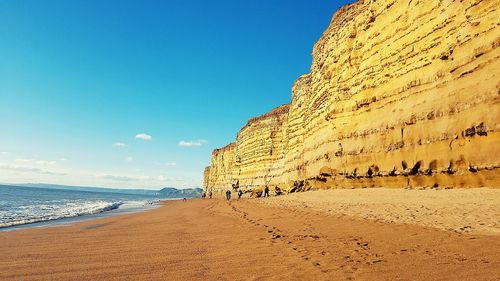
1,191 -> 499,280
0,199 -> 171,232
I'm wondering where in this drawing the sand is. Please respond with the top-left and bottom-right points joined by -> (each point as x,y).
259,188 -> 500,236
0,193 -> 499,281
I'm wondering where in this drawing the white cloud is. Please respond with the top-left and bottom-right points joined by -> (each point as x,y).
113,142 -> 127,147
178,139 -> 208,147
14,159 -> 56,165
0,164 -> 66,176
125,156 -> 133,162
0,152 -> 8,155
135,133 -> 152,141
99,174 -> 143,182
59,158 -> 68,161
156,175 -> 170,181
98,174 -> 170,182
36,160 -> 57,165
154,162 -> 177,167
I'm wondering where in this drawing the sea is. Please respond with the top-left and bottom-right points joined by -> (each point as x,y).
0,184 -> 171,231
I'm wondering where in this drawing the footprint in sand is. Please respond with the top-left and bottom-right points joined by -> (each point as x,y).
356,242 -> 369,250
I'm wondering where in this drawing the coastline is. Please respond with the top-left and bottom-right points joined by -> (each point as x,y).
0,199 -> 169,232
1,192 -> 499,281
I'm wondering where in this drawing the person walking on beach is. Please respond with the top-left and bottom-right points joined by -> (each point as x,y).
209,191 -> 213,199
226,190 -> 231,201
238,189 -> 243,200
263,185 -> 270,197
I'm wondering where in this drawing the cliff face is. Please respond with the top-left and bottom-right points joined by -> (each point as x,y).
205,0 -> 500,196
205,143 -> 237,196
236,105 -> 290,192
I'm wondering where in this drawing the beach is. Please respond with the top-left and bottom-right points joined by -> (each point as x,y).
2,0 -> 498,280
1,189 -> 499,281
259,188 -> 500,236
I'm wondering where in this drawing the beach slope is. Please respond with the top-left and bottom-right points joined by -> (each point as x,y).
0,197 -> 499,280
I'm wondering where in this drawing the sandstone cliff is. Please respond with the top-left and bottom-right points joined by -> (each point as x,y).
205,0 -> 500,196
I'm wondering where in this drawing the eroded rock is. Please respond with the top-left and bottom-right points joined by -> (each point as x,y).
204,0 -> 500,196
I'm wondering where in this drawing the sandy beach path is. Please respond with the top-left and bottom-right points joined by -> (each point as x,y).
0,198 -> 498,281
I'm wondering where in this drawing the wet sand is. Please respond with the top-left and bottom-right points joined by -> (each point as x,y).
0,197 -> 499,280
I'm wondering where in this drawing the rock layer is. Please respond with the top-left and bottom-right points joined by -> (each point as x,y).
205,0 -> 500,196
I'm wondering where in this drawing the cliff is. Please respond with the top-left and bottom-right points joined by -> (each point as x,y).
204,0 -> 500,196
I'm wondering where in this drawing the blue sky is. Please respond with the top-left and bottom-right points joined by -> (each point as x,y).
0,0 -> 349,189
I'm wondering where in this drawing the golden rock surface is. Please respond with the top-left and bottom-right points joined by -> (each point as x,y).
204,0 -> 500,196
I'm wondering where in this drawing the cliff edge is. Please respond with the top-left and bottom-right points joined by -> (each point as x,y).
204,0 -> 500,196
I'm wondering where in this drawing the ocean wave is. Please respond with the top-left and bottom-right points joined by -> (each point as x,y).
0,201 -> 127,228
